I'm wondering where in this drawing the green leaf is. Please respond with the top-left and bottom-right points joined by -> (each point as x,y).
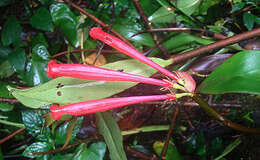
30,7 -> 54,32
214,138 -> 241,160
50,3 -> 79,47
0,0 -> 12,7
31,33 -> 49,49
1,16 -> 21,46
199,50 -> 260,94
153,140 -> 183,160
96,112 -> 127,160
0,45 -> 12,63
243,12 -> 256,30
55,117 -> 83,145
0,103 -> 14,112
177,0 -> 202,16
8,48 -> 26,73
21,110 -> 51,141
73,142 -> 106,160
148,7 -> 175,23
8,58 -> 172,108
23,142 -> 52,158
22,44 -> 51,86
0,61 -> 14,78
230,2 -> 245,13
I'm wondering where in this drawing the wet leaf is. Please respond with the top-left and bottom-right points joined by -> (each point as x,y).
8,58 -> 172,108
148,7 -> 175,23
50,3 -> 79,47
8,48 -> 26,73
23,142 -> 52,158
177,0 -> 201,16
243,12 -> 256,30
96,112 -> 127,160
1,16 -> 21,46
73,142 -> 106,160
21,110 -> 51,141
55,117 -> 83,145
30,7 -> 53,32
199,50 -> 260,94
0,61 -> 14,78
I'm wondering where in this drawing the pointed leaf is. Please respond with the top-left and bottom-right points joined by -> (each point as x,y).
1,16 -> 21,46
199,50 -> 260,94
50,3 -> 79,47
96,112 -> 127,160
8,58 -> 172,108
30,7 -> 53,32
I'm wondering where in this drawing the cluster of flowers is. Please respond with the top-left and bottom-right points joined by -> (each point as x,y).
47,27 -> 196,120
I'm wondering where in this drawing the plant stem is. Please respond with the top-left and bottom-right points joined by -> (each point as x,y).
0,120 -> 24,128
192,95 -> 260,134
121,125 -> 169,136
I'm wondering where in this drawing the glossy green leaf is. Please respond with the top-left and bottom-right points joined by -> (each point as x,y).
55,117 -> 83,145
30,7 -> 54,32
23,142 -> 52,158
1,16 -> 21,46
230,2 -> 245,13
8,58 -> 172,108
0,103 -> 13,112
21,110 -> 51,141
113,21 -> 154,47
0,45 -> 12,63
148,7 -> 174,23
162,33 -> 214,51
0,61 -> 14,78
153,140 -> 183,160
243,12 -> 256,30
177,0 -> 201,16
50,3 -> 79,47
8,48 -> 26,73
31,33 -> 49,49
73,142 -> 106,160
23,44 -> 51,86
199,50 -> 260,94
96,112 -> 127,160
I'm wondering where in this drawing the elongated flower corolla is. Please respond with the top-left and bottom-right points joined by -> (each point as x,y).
47,60 -> 171,87
89,27 -> 180,82
50,94 -> 176,120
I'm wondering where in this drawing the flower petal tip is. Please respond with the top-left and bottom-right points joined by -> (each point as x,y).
89,27 -> 103,39
47,60 -> 58,79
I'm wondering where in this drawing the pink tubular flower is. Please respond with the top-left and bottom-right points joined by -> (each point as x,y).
50,94 -> 176,120
89,27 -> 181,83
47,60 -> 172,88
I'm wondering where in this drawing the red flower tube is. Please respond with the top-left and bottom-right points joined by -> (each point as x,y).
50,94 -> 176,120
47,60 -> 172,87
89,27 -> 180,82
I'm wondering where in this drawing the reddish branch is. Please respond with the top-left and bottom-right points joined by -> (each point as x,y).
132,0 -> 169,57
63,0 -> 135,48
125,146 -> 161,160
161,108 -> 179,159
0,128 -> 25,144
170,27 -> 260,64
0,97 -> 19,104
